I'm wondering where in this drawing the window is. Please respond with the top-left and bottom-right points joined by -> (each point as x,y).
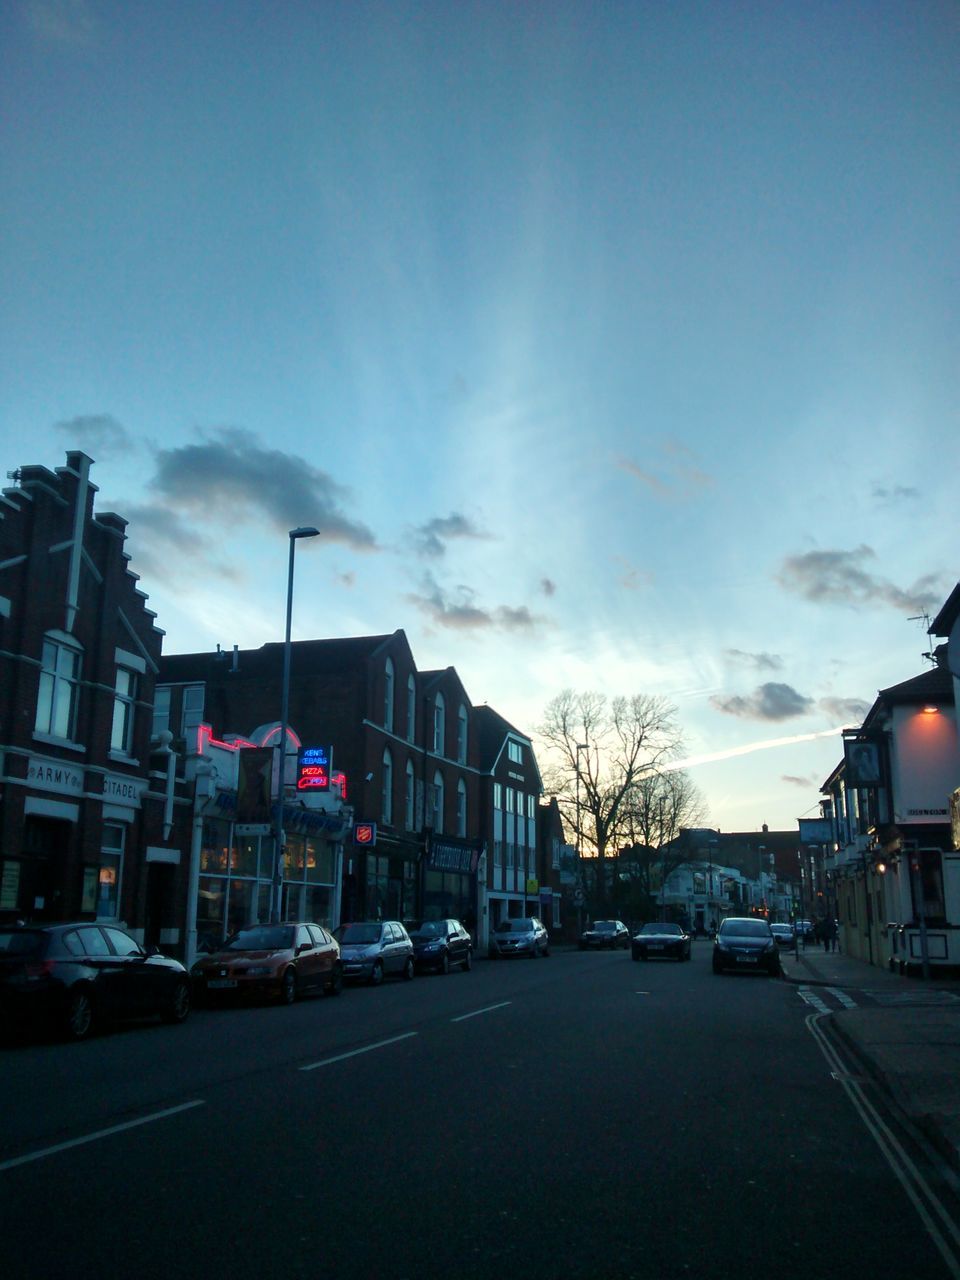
35,637 -> 81,740
407,674 -> 416,742
433,694 -> 445,756
384,657 -> 395,732
456,778 -> 467,837
152,686 -> 171,739
103,926 -> 141,957
457,705 -> 468,764
85,824 -> 124,919
494,840 -> 503,866
508,740 -> 523,764
111,667 -> 139,755
181,684 -> 205,741
405,760 -> 415,830
528,795 -> 537,819
381,748 -> 393,824
493,782 -> 503,811
506,788 -> 515,814
431,770 -> 444,833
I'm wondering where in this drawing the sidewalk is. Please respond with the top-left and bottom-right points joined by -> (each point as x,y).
781,943 -> 960,1170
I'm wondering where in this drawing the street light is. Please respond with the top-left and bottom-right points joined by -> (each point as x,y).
270,526 -> 320,923
575,742 -> 588,930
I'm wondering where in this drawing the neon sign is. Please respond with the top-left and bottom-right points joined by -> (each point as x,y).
297,746 -> 333,791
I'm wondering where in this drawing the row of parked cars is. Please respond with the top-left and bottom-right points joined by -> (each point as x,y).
0,914 -> 557,1043
579,916 -> 785,976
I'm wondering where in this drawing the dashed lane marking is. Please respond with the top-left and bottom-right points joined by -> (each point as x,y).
299,1031 -> 418,1071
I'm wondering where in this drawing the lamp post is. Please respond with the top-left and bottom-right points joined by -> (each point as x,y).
270,526 -> 320,924
575,741 -> 588,932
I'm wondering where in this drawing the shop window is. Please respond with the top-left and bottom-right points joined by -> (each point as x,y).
35,636 -> 82,740
111,667 -> 139,755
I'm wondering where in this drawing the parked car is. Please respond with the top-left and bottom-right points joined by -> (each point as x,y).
712,917 -> 781,976
0,922 -> 191,1041
335,921 -> 415,984
579,920 -> 630,950
191,922 -> 342,1005
631,922 -> 692,961
770,923 -> 795,947
409,919 -> 472,973
491,916 -> 549,958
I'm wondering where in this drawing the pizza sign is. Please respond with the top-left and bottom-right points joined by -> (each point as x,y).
297,746 -> 332,791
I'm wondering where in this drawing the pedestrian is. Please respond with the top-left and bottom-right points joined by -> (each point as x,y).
823,916 -> 836,952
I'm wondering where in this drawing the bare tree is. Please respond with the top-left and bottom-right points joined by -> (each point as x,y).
537,689 -> 691,913
617,770 -> 709,913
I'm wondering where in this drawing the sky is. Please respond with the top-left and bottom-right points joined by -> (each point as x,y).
2,0 -> 957,835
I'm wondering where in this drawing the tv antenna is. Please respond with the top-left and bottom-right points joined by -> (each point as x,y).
907,612 -> 935,667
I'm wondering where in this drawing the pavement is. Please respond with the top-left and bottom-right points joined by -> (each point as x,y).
779,941 -> 960,1170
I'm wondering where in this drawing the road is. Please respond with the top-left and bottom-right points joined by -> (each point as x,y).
3,942 -> 959,1279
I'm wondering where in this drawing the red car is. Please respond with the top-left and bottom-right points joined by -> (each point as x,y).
191,922 -> 342,1005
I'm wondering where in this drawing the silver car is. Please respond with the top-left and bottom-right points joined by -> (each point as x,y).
491,916 -> 550,958
335,921 -> 415,985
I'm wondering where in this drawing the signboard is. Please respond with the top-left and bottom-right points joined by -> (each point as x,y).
354,823 -> 377,847
427,835 -> 483,874
798,818 -> 833,844
297,745 -> 333,792
27,755 -> 83,797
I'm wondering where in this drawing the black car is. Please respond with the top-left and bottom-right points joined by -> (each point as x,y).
579,919 -> 630,950
409,919 -> 473,974
712,917 -> 781,976
0,922 -> 191,1040
631,922 -> 692,961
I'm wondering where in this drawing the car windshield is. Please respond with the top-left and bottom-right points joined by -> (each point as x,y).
411,922 -> 445,938
224,926 -> 295,952
590,921 -> 616,931
0,930 -> 43,956
720,920 -> 771,938
641,923 -> 680,935
339,923 -> 383,944
496,920 -> 532,933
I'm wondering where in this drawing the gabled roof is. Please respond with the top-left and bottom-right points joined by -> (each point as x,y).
473,704 -> 542,789
930,583 -> 960,638
875,666 -> 954,707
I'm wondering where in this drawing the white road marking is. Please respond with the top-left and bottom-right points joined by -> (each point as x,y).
0,1100 -> 206,1175
300,1031 -> 418,1070
826,986 -> 858,1008
798,986 -> 831,1014
451,1001 -> 512,1022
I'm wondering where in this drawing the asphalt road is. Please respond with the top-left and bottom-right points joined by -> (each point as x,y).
3,942 -> 959,1280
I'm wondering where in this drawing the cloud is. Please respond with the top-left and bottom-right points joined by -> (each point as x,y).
540,578 -> 556,597
148,428 -> 377,550
617,438 -> 713,501
818,695 -> 871,723
115,501 -> 244,587
54,414 -> 131,457
781,774 -> 818,788
777,546 -> 943,614
410,512 -> 490,558
405,574 -> 544,633
724,648 -> 784,673
872,483 -> 919,505
710,682 -> 814,721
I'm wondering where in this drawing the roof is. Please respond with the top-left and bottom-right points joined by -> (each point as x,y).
158,632 -> 400,681
875,666 -> 954,707
930,583 -> 960,638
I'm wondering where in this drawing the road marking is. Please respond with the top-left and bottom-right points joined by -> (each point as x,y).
0,1100 -> 206,1175
798,986 -> 831,1014
299,1031 -> 418,1071
451,1001 -> 512,1023
826,986 -> 858,1008
807,1013 -> 960,1278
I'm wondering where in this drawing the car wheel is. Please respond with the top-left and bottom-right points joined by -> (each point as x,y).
463,949 -> 472,972
280,967 -> 298,1004
368,960 -> 384,987
65,986 -> 95,1040
440,953 -> 450,975
325,962 -> 343,997
163,979 -> 191,1024
403,957 -> 415,981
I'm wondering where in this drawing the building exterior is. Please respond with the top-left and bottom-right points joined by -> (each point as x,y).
0,452 -> 166,938
820,589 -> 960,973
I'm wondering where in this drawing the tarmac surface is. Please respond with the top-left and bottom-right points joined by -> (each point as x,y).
779,940 -> 960,1170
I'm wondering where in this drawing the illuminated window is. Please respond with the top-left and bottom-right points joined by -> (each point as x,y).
433,694 -> 446,756
384,657 -> 395,732
381,747 -> 393,824
111,668 -> 138,755
35,636 -> 82,740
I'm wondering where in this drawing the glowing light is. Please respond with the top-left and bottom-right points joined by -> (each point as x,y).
921,705 -> 939,715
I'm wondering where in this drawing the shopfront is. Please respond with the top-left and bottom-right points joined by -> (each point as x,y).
423,834 -> 482,930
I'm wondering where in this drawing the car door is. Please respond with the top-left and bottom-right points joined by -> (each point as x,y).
305,925 -> 331,989
387,923 -> 405,974
77,925 -> 130,1018
102,926 -> 159,1016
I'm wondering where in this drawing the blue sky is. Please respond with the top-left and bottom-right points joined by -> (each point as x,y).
2,0 -> 957,833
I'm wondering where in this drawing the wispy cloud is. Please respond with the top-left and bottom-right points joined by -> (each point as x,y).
710,682 -> 814,721
617,438 -> 713,501
410,512 -> 490,558
54,413 -> 131,457
777,546 -> 943,614
405,574 -> 544,633
782,773 -> 819,788
818,695 -> 871,722
149,428 -> 377,550
724,648 -> 784,673
872,483 -> 919,506
540,578 -> 556,597
116,501 -> 242,587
